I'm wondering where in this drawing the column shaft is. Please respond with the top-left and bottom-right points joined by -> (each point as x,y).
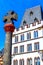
3,32 -> 12,65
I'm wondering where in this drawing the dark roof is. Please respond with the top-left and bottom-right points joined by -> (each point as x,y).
20,5 -> 42,27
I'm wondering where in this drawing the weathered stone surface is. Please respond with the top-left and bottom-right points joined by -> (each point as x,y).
3,11 -> 18,22
3,32 -> 12,65
3,11 -> 18,65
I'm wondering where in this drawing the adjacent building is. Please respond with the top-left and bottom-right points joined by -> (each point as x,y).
12,5 -> 43,65
0,56 -> 3,65
0,49 -> 4,65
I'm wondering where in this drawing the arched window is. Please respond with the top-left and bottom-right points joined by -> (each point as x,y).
14,60 -> 18,65
34,17 -> 39,22
19,59 -> 24,65
27,58 -> 32,65
23,20 -> 26,26
34,57 -> 40,65
30,11 -> 33,16
42,51 -> 43,61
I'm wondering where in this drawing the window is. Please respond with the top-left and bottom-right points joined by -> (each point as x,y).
15,36 -> 18,43
34,57 -> 40,65
14,60 -> 18,65
19,59 -> 24,65
34,17 -> 39,22
27,33 -> 31,40
34,31 -> 38,38
21,34 -> 24,41
14,47 -> 18,54
41,51 -> 43,60
34,42 -> 39,51
27,44 -> 32,52
16,28 -> 19,31
23,20 -> 26,26
30,11 -> 33,16
20,45 -> 24,53
27,59 -> 32,65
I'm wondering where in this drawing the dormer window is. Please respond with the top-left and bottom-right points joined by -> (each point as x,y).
30,11 -> 33,16
23,20 -> 26,26
34,17 -> 39,22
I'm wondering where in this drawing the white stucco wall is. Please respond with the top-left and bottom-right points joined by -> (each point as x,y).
12,21 -> 43,65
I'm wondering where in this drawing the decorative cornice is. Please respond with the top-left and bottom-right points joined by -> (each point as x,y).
12,25 -> 43,36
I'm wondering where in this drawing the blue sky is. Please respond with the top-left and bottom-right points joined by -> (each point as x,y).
0,0 -> 43,50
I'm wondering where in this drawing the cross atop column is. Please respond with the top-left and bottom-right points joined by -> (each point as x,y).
3,11 -> 18,32
4,11 -> 18,23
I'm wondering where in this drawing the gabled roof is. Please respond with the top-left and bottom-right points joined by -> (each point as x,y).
20,5 -> 42,27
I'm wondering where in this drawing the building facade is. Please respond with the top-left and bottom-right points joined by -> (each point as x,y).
11,6 -> 43,65
0,56 -> 3,65
0,48 -> 4,65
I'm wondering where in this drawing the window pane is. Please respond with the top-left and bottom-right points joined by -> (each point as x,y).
34,58 -> 40,65
14,60 -> 18,65
27,44 -> 32,52
42,52 -> 43,60
34,42 -> 39,51
21,34 -> 24,41
27,59 -> 32,65
27,33 -> 31,40
20,45 -> 24,53
20,60 -> 24,65
34,31 -> 38,38
14,47 -> 18,54
15,36 -> 18,43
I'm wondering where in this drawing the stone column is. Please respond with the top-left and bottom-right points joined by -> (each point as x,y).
3,23 -> 14,65
3,11 -> 18,65
3,32 -> 12,65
